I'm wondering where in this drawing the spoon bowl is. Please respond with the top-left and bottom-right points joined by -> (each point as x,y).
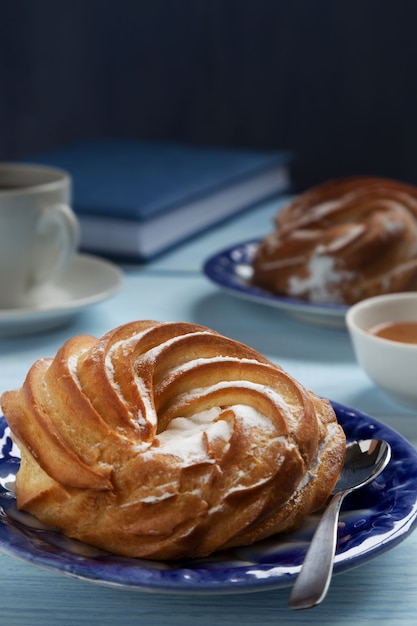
288,439 -> 391,610
336,439 -> 391,492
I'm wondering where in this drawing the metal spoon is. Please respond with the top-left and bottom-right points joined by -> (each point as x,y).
288,438 -> 391,610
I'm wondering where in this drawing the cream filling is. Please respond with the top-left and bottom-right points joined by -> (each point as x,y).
155,407 -> 231,463
288,256 -> 354,301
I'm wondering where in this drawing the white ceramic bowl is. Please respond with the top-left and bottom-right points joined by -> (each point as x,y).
346,293 -> 417,409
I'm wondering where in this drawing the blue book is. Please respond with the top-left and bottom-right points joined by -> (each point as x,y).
29,138 -> 292,260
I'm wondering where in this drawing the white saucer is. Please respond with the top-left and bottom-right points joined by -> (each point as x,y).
0,254 -> 123,337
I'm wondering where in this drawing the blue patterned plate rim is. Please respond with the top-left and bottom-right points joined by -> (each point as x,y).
1,402 -> 417,595
203,239 -> 348,320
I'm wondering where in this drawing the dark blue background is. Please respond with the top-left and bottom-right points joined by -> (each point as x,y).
1,0 -> 416,191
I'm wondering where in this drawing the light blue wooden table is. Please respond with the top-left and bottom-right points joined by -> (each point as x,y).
1,199 -> 417,625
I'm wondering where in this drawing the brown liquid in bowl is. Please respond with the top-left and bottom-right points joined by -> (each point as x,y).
369,321 -> 417,344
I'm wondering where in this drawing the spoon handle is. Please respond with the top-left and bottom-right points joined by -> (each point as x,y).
288,491 -> 346,610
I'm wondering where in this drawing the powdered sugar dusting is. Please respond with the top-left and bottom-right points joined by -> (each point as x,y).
321,224 -> 364,253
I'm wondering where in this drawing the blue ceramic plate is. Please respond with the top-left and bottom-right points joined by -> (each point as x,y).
1,403 -> 417,594
203,240 -> 348,327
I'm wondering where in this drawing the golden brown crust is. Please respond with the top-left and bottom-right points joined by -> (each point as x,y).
253,177 -> 417,304
0,320 -> 345,560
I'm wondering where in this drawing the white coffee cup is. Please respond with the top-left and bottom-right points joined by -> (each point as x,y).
0,163 -> 80,309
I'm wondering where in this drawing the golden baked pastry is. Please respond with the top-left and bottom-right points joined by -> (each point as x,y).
1,320 -> 345,560
253,177 -> 417,304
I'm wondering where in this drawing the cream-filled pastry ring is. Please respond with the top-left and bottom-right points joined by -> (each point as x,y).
1,320 -> 345,560
253,177 -> 417,304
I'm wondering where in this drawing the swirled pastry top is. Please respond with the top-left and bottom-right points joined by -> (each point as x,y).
252,177 -> 417,304
0,320 -> 345,560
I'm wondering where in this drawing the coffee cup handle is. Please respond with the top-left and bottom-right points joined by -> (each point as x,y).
32,203 -> 80,286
